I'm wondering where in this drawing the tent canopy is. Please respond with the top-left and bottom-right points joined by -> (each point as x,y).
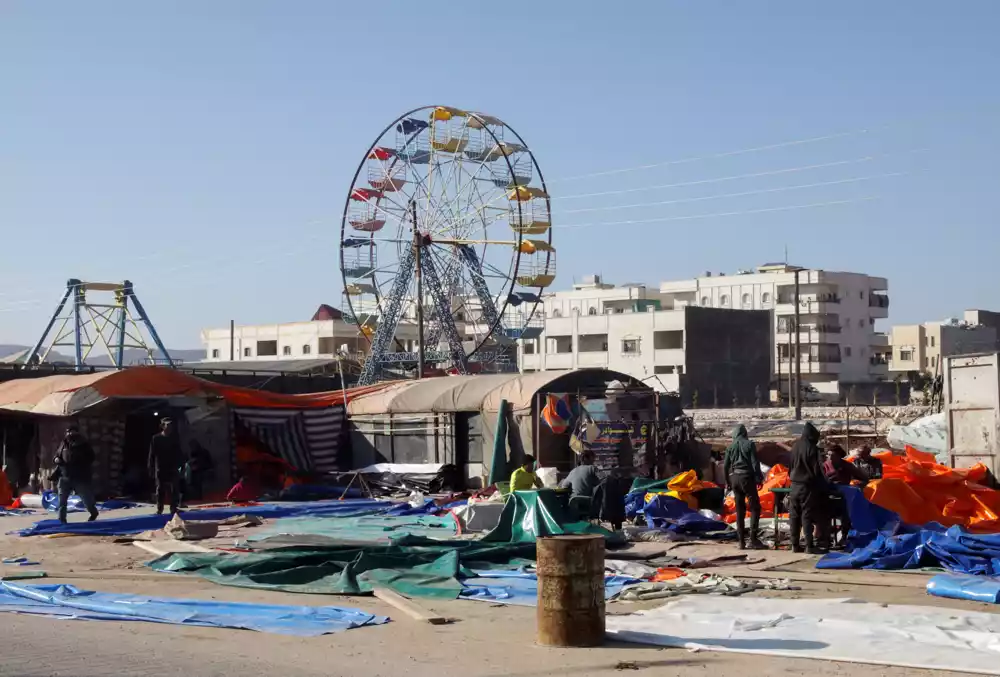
0,367 -> 386,417
346,369 -> 649,417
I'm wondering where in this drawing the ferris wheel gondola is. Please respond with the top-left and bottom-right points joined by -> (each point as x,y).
339,106 -> 555,385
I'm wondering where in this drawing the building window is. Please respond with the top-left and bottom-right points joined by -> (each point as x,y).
211,349 -> 219,358
257,340 -> 278,357
741,293 -> 752,308
282,346 -> 292,356
588,307 -> 597,315
930,336 -> 936,347
720,294 -> 730,307
701,296 -> 710,306
900,349 -> 913,361
923,356 -> 929,368
858,319 -> 864,328
844,347 -> 852,357
244,347 -> 252,357
761,292 -> 772,305
622,338 -> 641,354
654,365 -> 675,374
859,291 -> 864,299
869,318 -> 874,326
302,344 -> 312,355
932,356 -> 937,367
551,309 -> 561,318
524,342 -> 536,355
318,336 -> 336,354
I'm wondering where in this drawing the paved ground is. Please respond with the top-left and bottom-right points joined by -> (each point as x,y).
0,508 -> 989,677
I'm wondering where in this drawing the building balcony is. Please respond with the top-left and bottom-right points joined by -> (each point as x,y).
778,357 -> 841,376
653,348 -> 685,366
520,352 -> 541,370
544,353 -> 573,370
775,328 -> 841,344
775,296 -> 842,316
577,351 -> 609,368
870,332 -> 890,348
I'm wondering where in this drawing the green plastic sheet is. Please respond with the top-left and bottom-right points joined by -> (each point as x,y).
149,537 -> 535,600
630,477 -> 673,493
482,489 -> 615,543
248,514 -> 458,546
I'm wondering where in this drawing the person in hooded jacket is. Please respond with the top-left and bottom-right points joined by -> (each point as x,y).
788,421 -> 829,553
724,424 -> 765,549
53,427 -> 99,524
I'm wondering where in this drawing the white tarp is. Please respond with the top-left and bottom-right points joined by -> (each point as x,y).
887,412 -> 947,460
606,596 -> 1000,675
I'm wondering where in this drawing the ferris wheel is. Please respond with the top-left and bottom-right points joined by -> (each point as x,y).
340,106 -> 556,385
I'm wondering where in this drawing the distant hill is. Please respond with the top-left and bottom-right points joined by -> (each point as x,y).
0,344 -> 205,366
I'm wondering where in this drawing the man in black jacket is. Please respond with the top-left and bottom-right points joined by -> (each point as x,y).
724,424 -> 766,550
788,422 -> 829,554
148,418 -> 183,515
54,427 -> 99,524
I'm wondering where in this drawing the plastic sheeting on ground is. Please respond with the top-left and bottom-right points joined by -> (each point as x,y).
606,595 -> 1000,674
459,569 -> 639,606
927,573 -> 1000,604
481,489 -> 615,543
15,499 -> 393,537
613,573 -> 794,601
149,538 -> 536,600
864,446 -> 1000,531
0,582 -> 387,636
642,495 -> 732,537
247,513 -> 459,546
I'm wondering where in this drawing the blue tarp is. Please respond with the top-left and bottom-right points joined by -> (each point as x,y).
39,491 -> 139,513
14,499 -> 396,537
818,486 -> 1000,575
642,495 -> 732,537
927,573 -> 1000,604
459,569 -> 639,606
0,582 -> 387,635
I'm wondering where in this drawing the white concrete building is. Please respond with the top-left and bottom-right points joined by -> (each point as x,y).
890,317 -> 998,375
519,266 -> 890,394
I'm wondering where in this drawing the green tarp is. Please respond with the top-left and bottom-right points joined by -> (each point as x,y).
483,489 -> 615,543
149,537 -> 535,600
247,514 -> 458,546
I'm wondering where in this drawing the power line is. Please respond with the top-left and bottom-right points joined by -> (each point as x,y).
554,149 -> 926,201
559,171 -> 908,215
552,127 -> 879,182
552,196 -> 878,230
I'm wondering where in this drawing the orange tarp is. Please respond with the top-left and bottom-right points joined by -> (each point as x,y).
722,464 -> 790,523
864,446 -> 1000,531
0,366 -> 392,415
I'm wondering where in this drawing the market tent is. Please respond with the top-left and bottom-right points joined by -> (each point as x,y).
347,374 -> 517,415
0,367 -> 389,417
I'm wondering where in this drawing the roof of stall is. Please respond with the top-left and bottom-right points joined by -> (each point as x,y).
346,369 -> 649,416
0,366 -> 388,417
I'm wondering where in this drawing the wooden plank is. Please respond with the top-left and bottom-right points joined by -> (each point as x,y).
372,587 -> 449,625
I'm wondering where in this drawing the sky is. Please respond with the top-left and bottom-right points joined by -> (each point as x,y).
2,1 -> 999,348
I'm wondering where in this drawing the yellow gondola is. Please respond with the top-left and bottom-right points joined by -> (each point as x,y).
515,239 -> 556,287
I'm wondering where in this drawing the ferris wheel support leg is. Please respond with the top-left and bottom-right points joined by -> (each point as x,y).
419,250 -> 468,375
456,245 -> 505,340
357,246 -> 417,386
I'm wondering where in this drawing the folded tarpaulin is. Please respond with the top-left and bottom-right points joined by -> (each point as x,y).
606,595 -> 1000,674
459,569 -> 639,606
37,491 -> 139,513
14,499 -> 394,537
927,573 -> 1000,604
480,489 -> 615,543
148,537 -> 536,600
0,582 -> 387,636
247,513 -> 459,546
642,495 -> 732,537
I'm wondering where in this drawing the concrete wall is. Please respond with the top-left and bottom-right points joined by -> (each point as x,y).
681,307 -> 772,406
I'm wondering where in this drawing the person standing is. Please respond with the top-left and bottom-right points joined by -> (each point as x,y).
148,418 -> 183,515
54,427 -> 99,524
788,422 -> 828,554
724,424 -> 765,550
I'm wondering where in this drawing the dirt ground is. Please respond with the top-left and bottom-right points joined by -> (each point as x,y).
0,506 -> 993,677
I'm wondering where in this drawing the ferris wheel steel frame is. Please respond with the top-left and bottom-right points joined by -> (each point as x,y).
340,105 -> 553,385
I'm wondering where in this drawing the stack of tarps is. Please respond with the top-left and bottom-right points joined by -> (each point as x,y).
624,471 -> 732,540
886,412 -> 947,462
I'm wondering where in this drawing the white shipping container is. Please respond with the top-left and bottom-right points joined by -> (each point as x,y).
944,352 -> 1000,475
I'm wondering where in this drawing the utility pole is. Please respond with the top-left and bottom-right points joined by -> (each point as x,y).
794,268 -> 802,421
412,200 -> 424,380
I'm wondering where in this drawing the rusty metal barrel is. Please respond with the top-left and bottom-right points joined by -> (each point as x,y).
536,534 -> 605,647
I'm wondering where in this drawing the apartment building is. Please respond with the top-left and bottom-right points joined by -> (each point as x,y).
518,276 -> 772,400
658,264 -> 890,390
890,317 -> 998,375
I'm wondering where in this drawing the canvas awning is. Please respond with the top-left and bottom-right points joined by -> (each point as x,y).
346,374 -> 518,415
0,367 -> 388,417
